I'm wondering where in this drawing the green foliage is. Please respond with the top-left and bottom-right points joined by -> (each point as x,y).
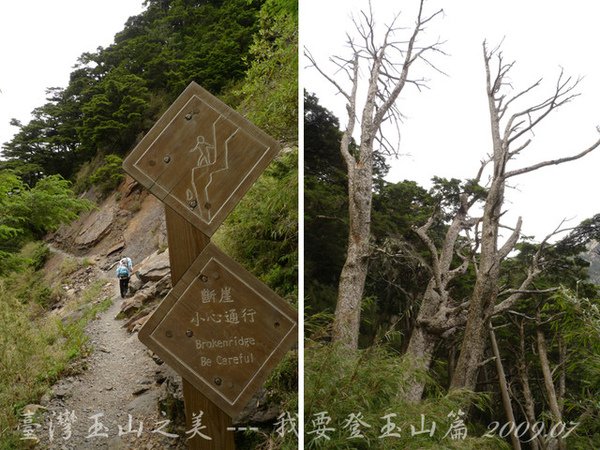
540,289 -> 600,446
261,351 -> 299,449
215,148 -> 297,300
235,0 -> 298,143
1,89 -> 80,182
2,0 -> 265,179
79,71 -> 152,154
0,279 -> 51,448
0,274 -> 111,446
89,154 -> 126,196
21,175 -> 94,237
6,267 -> 53,309
0,171 -> 93,274
21,241 -> 51,271
304,341 -> 505,449
303,92 -> 348,317
0,171 -> 27,244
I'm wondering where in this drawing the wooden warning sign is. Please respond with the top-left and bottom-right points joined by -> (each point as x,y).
138,243 -> 297,418
123,82 -> 296,442
123,82 -> 280,236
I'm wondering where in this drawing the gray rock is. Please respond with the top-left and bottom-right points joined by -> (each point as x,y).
127,388 -> 159,413
75,208 -> 115,249
106,241 -> 126,257
233,387 -> 283,425
128,276 -> 144,294
136,250 -> 170,283
132,386 -> 150,396
40,392 -> 52,406
118,296 -> 144,318
157,369 -> 185,427
53,383 -> 71,399
153,274 -> 172,297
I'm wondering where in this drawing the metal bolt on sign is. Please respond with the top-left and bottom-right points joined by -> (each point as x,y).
123,82 -> 297,449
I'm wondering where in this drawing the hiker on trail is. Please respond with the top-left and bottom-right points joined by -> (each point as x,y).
123,256 -> 133,273
116,258 -> 131,298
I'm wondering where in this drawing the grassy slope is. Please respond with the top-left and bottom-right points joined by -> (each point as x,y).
0,245 -> 112,448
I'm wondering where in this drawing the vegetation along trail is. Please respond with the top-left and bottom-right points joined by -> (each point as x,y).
34,248 -> 186,449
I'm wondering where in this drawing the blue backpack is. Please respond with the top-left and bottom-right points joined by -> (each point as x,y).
117,266 -> 129,279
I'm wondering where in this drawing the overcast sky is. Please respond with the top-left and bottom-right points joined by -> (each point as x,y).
302,0 -> 600,241
0,0 -> 145,149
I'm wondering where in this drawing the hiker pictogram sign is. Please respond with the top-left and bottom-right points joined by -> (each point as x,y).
138,243 -> 297,418
123,82 -> 280,237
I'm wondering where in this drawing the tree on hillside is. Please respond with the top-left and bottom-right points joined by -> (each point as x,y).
79,70 -> 151,155
305,0 -> 444,350
403,176 -> 485,402
2,0 -> 265,182
0,171 -> 93,273
450,42 -> 600,392
1,87 -> 81,182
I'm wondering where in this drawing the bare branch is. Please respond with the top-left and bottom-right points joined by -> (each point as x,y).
304,48 -> 352,104
497,216 -> 522,261
414,217 -> 443,288
373,1 -> 445,129
508,138 -> 532,158
478,356 -> 497,368
505,72 -> 581,145
500,288 -> 559,296
506,130 -> 600,178
507,310 -> 536,321
493,219 -> 572,316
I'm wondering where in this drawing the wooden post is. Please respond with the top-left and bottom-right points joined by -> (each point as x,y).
165,205 -> 235,450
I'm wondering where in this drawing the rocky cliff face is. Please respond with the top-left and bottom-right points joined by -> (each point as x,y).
52,176 -> 167,264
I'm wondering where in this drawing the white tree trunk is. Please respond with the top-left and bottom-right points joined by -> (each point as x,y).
490,324 -> 522,450
536,316 -> 565,450
307,0 -> 444,350
332,163 -> 373,349
450,41 -> 600,392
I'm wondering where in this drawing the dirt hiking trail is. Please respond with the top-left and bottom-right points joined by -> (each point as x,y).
36,265 -> 185,450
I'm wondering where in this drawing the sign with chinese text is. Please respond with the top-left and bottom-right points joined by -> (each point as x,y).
138,243 -> 297,418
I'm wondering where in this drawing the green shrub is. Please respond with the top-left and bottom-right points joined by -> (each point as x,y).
235,0 -> 298,143
23,175 -> 95,236
5,266 -> 53,310
20,241 -> 50,271
0,276 -> 112,445
215,149 -> 298,300
72,155 -> 101,194
89,154 -> 125,196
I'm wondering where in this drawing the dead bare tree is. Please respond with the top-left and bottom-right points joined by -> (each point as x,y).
514,317 -> 542,450
405,178 -> 575,403
449,41 -> 600,391
403,179 -> 481,401
535,309 -> 566,450
305,0 -> 444,349
489,322 -> 522,450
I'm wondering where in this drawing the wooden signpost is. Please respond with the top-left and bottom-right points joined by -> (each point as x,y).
123,82 -> 297,449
